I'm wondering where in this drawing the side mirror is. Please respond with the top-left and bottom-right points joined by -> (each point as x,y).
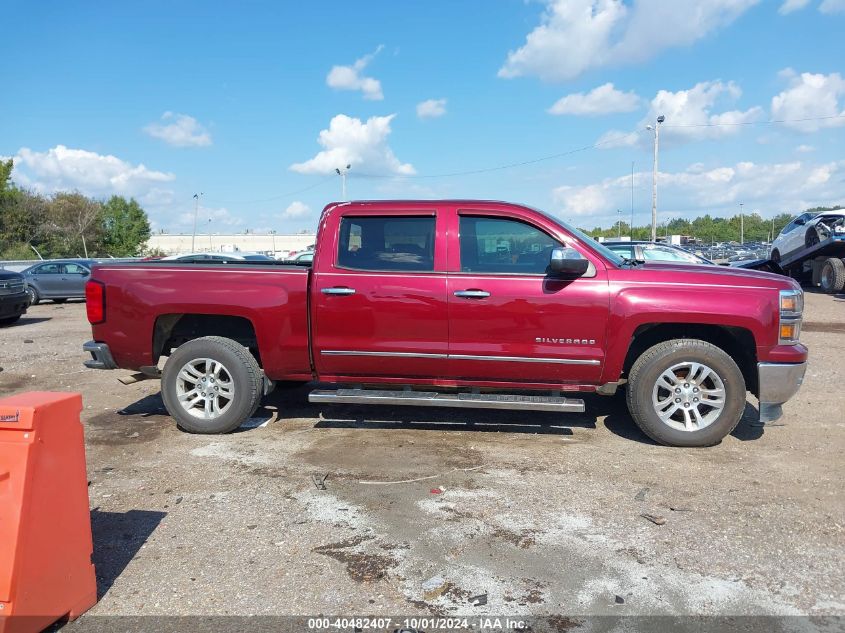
794,217 -> 806,226
549,247 -> 589,277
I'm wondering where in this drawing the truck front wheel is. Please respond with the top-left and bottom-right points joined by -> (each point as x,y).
161,336 -> 263,434
626,339 -> 746,447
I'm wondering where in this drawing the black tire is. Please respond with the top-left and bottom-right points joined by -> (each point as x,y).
805,228 -> 820,248
161,336 -> 263,434
626,339 -> 746,447
53,298 -> 68,304
0,315 -> 22,326
770,249 -> 780,264
820,258 -> 845,293
26,286 -> 40,306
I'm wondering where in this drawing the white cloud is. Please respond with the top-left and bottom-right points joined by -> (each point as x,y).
290,114 -> 415,176
144,112 -> 212,147
796,144 -> 815,153
177,206 -> 243,229
281,201 -> 311,219
416,98 -> 447,119
553,159 -> 845,223
499,0 -> 758,82
778,0 -> 811,13
10,145 -> 175,206
598,80 -> 764,148
820,0 -> 845,13
326,46 -> 384,100
548,83 -> 641,115
771,69 -> 845,132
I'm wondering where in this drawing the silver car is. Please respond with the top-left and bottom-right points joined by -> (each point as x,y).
21,259 -> 92,305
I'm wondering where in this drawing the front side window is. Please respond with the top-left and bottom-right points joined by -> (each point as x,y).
337,216 -> 435,272
63,263 -> 89,274
34,264 -> 61,274
459,216 -> 561,274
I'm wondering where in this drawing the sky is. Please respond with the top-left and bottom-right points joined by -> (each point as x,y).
2,0 -> 844,234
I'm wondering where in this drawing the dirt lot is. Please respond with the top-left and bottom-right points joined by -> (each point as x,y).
0,293 -> 843,626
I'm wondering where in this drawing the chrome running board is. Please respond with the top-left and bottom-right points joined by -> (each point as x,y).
308,388 -> 585,413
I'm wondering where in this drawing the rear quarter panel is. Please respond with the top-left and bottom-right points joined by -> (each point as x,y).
90,264 -> 311,378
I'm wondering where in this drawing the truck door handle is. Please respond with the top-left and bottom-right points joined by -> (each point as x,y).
321,287 -> 356,296
454,289 -> 490,299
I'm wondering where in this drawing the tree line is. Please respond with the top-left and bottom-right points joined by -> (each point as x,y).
583,207 -> 842,243
0,159 -> 151,260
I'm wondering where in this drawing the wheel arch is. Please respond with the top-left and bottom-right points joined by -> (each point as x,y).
622,323 -> 758,396
153,313 -> 261,367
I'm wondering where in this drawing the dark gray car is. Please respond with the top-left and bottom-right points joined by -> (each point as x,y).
21,259 -> 92,305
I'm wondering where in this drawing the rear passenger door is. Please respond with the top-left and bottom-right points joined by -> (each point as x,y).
60,263 -> 90,297
312,209 -> 449,380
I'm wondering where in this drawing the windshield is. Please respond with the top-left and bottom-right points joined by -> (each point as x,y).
558,221 -> 627,266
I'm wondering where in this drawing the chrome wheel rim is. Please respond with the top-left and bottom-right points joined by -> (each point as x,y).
175,358 -> 235,420
651,361 -> 726,432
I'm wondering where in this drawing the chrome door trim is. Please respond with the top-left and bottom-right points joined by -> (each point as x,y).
449,354 -> 600,365
321,350 -> 448,359
320,350 -> 599,365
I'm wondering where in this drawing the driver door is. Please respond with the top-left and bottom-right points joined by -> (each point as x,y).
446,210 -> 608,385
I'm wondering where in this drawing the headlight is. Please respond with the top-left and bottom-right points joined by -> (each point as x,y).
778,289 -> 803,344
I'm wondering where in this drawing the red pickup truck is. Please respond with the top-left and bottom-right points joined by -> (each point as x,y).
83,200 -> 808,447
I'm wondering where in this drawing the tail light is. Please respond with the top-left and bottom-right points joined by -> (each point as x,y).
85,280 -> 105,324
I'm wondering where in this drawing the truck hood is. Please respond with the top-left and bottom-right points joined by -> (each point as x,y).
0,271 -> 24,281
633,261 -> 797,289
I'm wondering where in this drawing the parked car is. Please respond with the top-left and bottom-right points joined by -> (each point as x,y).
83,199 -> 807,447
21,260 -> 92,305
289,250 -> 313,264
161,252 -> 274,261
603,241 -> 712,265
771,209 -> 845,262
0,270 -> 29,325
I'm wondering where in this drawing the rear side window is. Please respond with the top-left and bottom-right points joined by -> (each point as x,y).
459,216 -> 560,274
337,216 -> 435,272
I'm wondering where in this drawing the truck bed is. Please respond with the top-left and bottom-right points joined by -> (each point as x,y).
89,261 -> 312,379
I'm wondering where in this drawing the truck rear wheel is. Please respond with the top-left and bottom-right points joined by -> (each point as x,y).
820,257 -> 845,293
626,339 -> 746,447
161,336 -> 263,434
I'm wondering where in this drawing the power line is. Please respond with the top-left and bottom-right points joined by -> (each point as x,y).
205,175 -> 336,206
353,131 -> 645,180
661,113 -> 845,128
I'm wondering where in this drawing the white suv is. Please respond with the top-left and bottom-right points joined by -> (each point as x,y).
771,209 -> 845,262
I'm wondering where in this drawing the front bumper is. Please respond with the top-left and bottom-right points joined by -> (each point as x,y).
756,361 -> 807,425
0,291 -> 29,318
83,340 -> 117,370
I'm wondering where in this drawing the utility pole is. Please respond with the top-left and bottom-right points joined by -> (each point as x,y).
617,209 -> 622,239
740,203 -> 744,245
647,115 -> 665,242
270,229 -> 277,256
191,192 -> 203,252
630,161 -> 635,239
771,217 -> 775,243
335,164 -> 351,200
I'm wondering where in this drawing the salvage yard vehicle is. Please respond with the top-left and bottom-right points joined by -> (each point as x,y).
770,209 -> 845,293
21,259 -> 92,305
0,270 -> 29,325
82,200 -> 808,447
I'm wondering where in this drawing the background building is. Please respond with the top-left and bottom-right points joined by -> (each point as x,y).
145,233 -> 316,258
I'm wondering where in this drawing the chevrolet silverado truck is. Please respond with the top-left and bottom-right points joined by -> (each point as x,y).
82,200 -> 808,447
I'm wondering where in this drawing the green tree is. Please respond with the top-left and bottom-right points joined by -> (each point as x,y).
43,192 -> 103,257
98,196 -> 151,256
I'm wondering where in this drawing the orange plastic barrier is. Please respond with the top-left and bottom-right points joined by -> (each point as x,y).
0,392 -> 96,633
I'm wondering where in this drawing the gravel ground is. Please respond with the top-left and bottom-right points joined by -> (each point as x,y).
0,292 -> 843,627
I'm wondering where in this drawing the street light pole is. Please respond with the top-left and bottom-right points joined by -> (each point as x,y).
191,192 -> 203,253
335,164 -> 351,201
630,161 -> 635,239
617,209 -> 622,239
647,115 -> 665,242
740,203 -> 744,245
